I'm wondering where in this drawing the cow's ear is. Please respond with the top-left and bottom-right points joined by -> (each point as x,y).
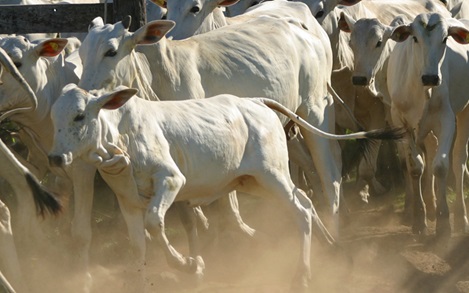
132,20 -> 175,45
218,0 -> 240,6
89,17 -> 104,31
448,26 -> 469,44
37,38 -> 68,57
150,0 -> 167,8
100,88 -> 138,110
338,11 -> 355,33
338,0 -> 361,6
390,25 -> 412,42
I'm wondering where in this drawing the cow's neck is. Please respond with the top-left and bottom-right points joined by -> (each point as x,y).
143,38 -> 201,101
198,7 -> 228,34
11,57 -> 69,151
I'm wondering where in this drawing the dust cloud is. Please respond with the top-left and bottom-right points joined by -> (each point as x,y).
4,176 -> 469,293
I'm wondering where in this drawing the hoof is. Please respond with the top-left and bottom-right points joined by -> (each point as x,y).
185,256 -> 205,277
453,216 -> 469,234
290,271 -> 310,293
412,223 -> 427,236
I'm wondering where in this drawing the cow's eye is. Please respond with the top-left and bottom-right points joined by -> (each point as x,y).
13,62 -> 22,69
412,36 -> 418,43
104,49 -> 117,57
190,6 -> 200,13
376,40 -> 382,48
74,113 -> 85,122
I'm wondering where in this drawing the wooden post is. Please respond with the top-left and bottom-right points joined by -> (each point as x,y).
113,0 -> 146,31
0,3 -> 114,34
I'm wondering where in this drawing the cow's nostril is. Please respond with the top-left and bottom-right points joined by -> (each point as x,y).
352,76 -> 368,86
421,75 -> 440,86
48,155 -> 63,167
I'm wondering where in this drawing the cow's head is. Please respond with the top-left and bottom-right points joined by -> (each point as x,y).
48,84 -> 138,168
339,12 -> 408,90
391,13 -> 469,87
0,36 -> 67,112
79,16 -> 175,93
161,0 -> 239,40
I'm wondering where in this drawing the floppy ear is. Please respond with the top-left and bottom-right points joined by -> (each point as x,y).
122,15 -> 132,30
218,0 -> 240,6
338,0 -> 361,6
36,38 -> 68,57
98,88 -> 139,110
338,11 -> 356,33
132,20 -> 176,45
390,25 -> 412,42
89,17 -> 104,31
448,26 -> 469,44
150,0 -> 166,8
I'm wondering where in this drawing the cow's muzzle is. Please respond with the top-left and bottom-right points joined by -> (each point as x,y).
421,75 -> 440,86
48,155 -> 64,168
352,76 -> 368,86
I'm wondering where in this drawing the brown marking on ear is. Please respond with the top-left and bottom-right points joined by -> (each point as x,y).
338,12 -> 351,33
39,39 -> 68,57
449,27 -> 469,44
218,0 -> 240,6
338,0 -> 361,6
151,0 -> 167,8
103,96 -> 128,110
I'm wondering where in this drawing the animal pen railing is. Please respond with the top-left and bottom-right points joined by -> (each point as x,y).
0,0 -> 146,35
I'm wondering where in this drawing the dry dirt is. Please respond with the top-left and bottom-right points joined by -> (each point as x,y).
7,177 -> 469,293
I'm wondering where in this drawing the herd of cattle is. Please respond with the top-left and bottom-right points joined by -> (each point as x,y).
0,0 -> 468,292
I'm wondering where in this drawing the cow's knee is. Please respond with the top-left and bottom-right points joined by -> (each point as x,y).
409,155 -> 424,179
433,156 -> 449,179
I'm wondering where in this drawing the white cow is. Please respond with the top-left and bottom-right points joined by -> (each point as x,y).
448,0 -> 469,18
47,84 -> 402,289
0,46 -> 62,293
224,0 -> 281,17
337,13 -> 442,221
318,0 -> 449,203
386,12 -> 469,237
78,16 -> 350,239
0,140 -> 62,293
153,0 -> 326,42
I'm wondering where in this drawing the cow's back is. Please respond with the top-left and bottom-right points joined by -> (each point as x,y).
145,17 -> 331,124
116,95 -> 288,200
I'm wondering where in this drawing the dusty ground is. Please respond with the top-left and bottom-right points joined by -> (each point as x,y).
7,174 -> 469,293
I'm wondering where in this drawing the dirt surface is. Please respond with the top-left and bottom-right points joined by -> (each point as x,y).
8,178 -> 469,293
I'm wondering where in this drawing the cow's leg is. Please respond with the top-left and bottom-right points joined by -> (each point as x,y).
286,130 -> 324,202
70,162 -> 97,293
0,199 -> 28,293
219,191 -> 256,236
354,89 -> 387,201
425,104 -> 454,239
422,135 -> 437,221
405,136 -> 427,235
356,140 -> 384,202
452,108 -> 469,233
175,203 -> 205,278
0,271 -> 15,293
250,172 -> 314,290
145,170 -> 204,275
97,154 -> 148,290
298,100 -> 342,238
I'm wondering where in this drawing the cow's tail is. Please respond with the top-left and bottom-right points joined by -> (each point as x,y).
258,98 -> 405,141
25,172 -> 62,217
327,82 -> 365,131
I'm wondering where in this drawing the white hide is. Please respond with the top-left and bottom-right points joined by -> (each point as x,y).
78,16 -> 347,237
49,85 -> 336,289
387,13 -> 469,236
